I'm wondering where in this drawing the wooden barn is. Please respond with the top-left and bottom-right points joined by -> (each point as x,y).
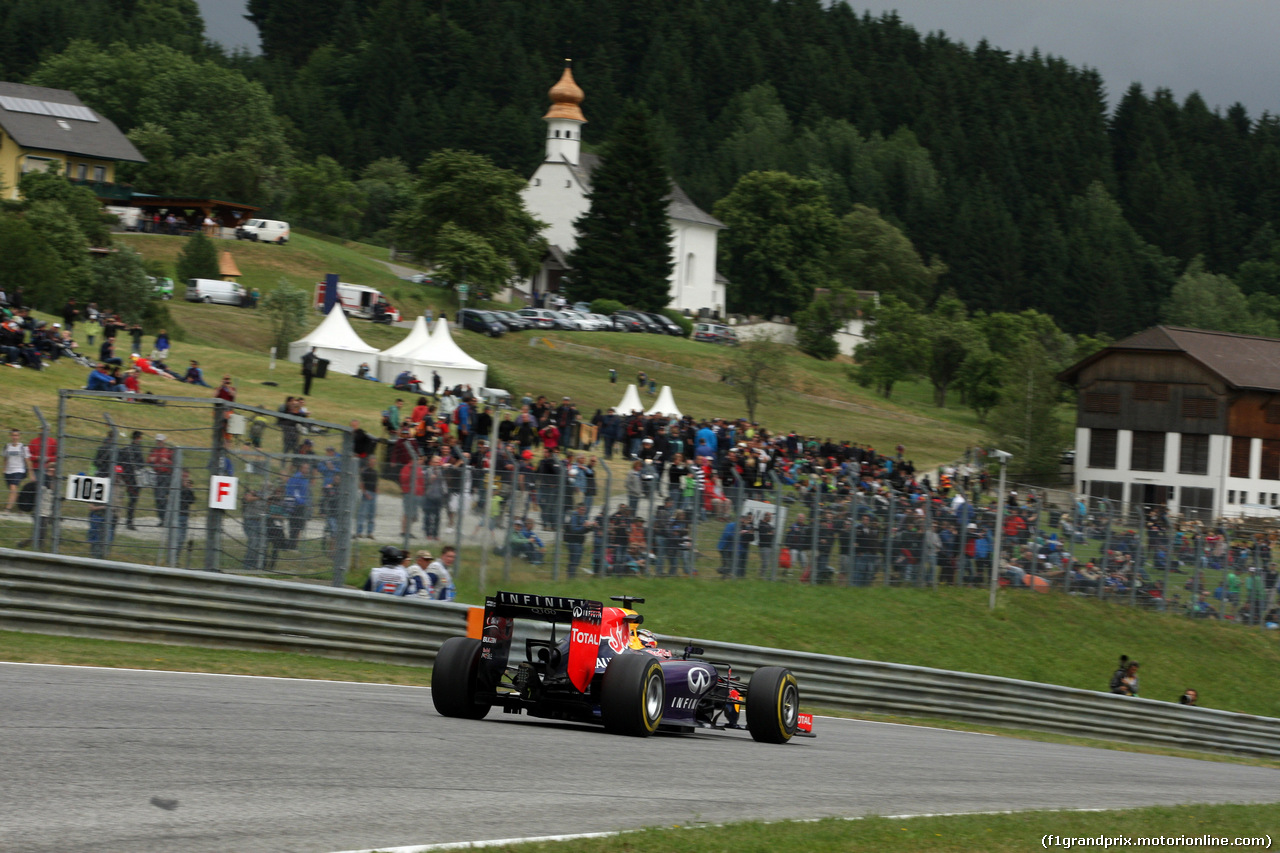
1059,326 -> 1280,520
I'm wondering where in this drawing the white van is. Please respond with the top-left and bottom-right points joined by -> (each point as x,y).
186,278 -> 247,306
235,219 -> 290,244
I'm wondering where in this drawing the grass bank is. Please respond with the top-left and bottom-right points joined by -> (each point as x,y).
9,232 -> 982,468
410,803 -> 1280,853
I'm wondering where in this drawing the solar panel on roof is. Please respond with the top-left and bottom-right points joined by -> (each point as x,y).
0,96 -> 98,122
0,96 -> 50,115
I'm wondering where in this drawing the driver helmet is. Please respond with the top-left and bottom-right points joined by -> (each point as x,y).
637,628 -> 658,649
379,545 -> 407,565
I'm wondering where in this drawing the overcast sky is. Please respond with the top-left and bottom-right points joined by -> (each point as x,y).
196,0 -> 1280,118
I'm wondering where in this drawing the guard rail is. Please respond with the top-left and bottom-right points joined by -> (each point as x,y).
1,549 -> 1277,757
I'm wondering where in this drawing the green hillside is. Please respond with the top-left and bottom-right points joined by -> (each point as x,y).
6,233 -> 981,468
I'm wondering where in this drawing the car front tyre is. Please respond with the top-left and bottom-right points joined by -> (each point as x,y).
431,637 -> 492,719
745,666 -> 799,744
600,653 -> 664,736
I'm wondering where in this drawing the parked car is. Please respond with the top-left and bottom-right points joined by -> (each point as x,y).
234,218 -> 290,244
693,322 -> 739,345
494,310 -> 533,331
563,309 -> 607,330
550,310 -> 586,331
617,310 -> 665,333
572,301 -> 593,314
148,276 -> 174,300
517,308 -> 559,330
458,308 -> 506,337
590,313 -> 617,331
610,313 -> 646,332
185,278 -> 247,306
639,311 -> 684,336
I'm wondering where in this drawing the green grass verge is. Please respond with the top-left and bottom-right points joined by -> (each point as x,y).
412,804 -> 1280,853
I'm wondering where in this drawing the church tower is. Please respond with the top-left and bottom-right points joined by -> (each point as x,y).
542,64 -> 586,166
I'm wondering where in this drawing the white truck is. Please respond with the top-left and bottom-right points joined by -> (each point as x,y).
313,280 -> 401,323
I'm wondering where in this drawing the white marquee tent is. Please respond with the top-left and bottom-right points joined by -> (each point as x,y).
377,317 -> 487,390
645,385 -> 683,419
616,383 -> 643,414
287,304 -> 381,376
378,315 -> 431,360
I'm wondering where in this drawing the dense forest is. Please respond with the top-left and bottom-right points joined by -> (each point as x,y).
5,0 -> 1280,340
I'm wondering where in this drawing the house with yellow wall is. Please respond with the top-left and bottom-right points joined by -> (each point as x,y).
0,81 -> 144,201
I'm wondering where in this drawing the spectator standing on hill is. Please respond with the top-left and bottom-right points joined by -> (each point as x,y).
285,462 -> 312,549
214,375 -> 236,402
61,298 -> 79,331
152,329 -> 170,361
148,435 -> 174,524
301,347 -> 317,395
356,455 -> 379,539
4,428 -> 29,513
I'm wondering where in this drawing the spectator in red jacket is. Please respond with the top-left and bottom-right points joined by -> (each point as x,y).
399,458 -> 426,538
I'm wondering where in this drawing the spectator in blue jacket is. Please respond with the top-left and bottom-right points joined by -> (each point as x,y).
285,462 -> 312,549
183,360 -> 211,387
87,363 -> 122,391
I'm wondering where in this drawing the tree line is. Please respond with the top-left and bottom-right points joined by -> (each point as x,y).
7,0 -> 1280,342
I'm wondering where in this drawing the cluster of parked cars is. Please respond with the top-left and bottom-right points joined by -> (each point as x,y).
455,306 -> 687,338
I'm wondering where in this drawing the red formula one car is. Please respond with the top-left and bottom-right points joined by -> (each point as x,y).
431,591 -> 814,743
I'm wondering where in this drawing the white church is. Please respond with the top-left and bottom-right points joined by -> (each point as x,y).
520,67 -> 727,317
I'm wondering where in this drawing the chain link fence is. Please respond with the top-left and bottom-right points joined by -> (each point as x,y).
0,390 -> 358,584
2,395 -> 1277,627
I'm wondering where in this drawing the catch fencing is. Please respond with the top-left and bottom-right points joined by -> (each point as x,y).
0,390 -> 359,585
2,547 -> 1277,758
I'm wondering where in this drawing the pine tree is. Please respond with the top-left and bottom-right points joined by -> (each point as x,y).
175,232 -> 220,284
566,104 -> 674,311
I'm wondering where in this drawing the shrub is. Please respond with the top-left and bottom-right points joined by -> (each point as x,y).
590,298 -> 626,316
661,308 -> 693,337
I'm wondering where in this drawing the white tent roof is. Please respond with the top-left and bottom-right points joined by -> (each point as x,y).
421,317 -> 487,370
376,317 -> 487,388
645,386 -> 683,419
287,305 -> 381,375
379,315 -> 431,358
290,304 -> 380,356
616,383 -> 643,414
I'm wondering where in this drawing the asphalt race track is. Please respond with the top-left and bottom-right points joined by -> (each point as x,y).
2,662 -> 1277,853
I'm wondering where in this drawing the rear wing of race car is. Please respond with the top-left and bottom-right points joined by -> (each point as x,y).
478,591 -> 604,693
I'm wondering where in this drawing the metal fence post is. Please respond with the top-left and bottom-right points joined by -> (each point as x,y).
596,463 -> 612,577
1099,498 -> 1112,599
883,485 -> 896,588
101,413 -> 121,561
31,407 -> 49,552
205,401 -> 226,573
50,391 -> 69,554
165,448 -> 184,566
544,464 -> 560,581
452,459 -> 468,568
332,428 -> 357,588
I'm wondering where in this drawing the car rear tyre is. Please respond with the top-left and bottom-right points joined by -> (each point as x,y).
431,637 -> 491,719
746,666 -> 799,744
202,296 -> 212,303
600,653 -> 664,736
